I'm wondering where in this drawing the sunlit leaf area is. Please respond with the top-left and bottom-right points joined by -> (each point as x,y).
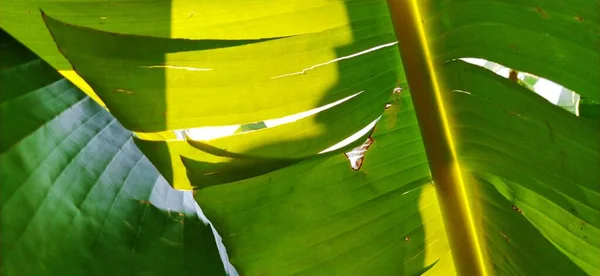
1,0 -> 598,275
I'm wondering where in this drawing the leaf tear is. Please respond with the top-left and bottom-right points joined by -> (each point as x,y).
271,41 -> 398,79
500,231 -> 510,242
115,89 -> 134,94
344,137 -> 374,171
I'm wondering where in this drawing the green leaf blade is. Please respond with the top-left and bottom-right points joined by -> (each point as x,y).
0,30 -> 233,276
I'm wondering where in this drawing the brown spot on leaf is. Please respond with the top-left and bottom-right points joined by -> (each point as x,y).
139,200 -> 150,205
404,236 -> 410,242
506,110 -> 522,117
385,85 -> 404,129
509,70 -> 519,82
512,205 -> 524,214
575,16 -> 584,22
535,6 -> 550,18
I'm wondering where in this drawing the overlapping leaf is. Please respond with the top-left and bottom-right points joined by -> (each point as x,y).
387,0 -> 600,274
38,1 -> 399,191
41,11 -> 395,132
1,0 -> 598,275
426,0 -> 599,100
193,88 -> 455,275
0,30 -> 234,276
440,60 -> 599,275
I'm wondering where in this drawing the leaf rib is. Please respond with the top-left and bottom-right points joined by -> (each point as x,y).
385,0 -> 489,274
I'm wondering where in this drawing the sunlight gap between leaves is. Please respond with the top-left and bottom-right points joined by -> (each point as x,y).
461,58 -> 581,116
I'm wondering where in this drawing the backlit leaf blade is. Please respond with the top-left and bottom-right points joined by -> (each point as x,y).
42,12 -> 398,132
426,0 -> 600,100
440,60 -> 599,275
5,0 -> 596,274
387,0 -> 600,273
194,89 -> 455,275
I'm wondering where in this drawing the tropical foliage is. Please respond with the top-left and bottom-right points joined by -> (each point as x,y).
1,0 -> 598,275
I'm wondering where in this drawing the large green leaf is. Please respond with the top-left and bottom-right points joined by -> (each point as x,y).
0,30 -> 235,276
36,1 -> 399,192
386,0 -> 599,274
0,0 -> 389,69
441,60 -> 599,274
40,9 -> 395,133
194,89 -> 457,275
425,0 -> 599,100
196,59 -> 600,275
1,0 -> 598,275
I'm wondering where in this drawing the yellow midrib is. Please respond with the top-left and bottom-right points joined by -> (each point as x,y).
385,0 -> 489,275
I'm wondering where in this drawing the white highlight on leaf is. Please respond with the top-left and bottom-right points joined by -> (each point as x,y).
264,90 -> 363,128
184,192 -> 239,276
186,125 -> 240,141
572,92 -> 581,116
461,58 -> 487,67
534,78 -> 563,104
140,65 -> 212,71
271,41 -> 398,79
319,115 -> 381,154
172,91 -> 364,141
173,130 -> 186,140
450,89 -> 472,95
